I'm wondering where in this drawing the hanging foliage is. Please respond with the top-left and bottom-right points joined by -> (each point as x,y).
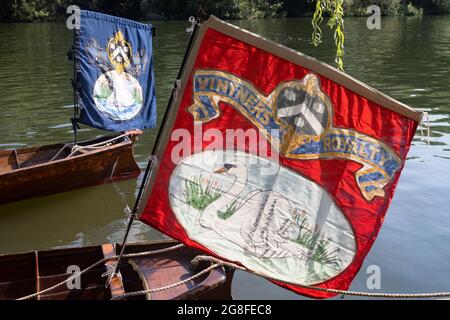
312,0 -> 345,71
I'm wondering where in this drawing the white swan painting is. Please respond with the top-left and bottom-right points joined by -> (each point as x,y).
93,70 -> 143,121
169,150 -> 356,285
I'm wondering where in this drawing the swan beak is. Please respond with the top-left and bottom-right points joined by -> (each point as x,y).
214,167 -> 227,174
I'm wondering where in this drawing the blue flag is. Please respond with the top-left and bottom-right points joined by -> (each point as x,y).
74,10 -> 157,131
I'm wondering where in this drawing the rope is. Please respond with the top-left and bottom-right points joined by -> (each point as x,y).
419,111 -> 430,145
186,16 -> 197,33
191,255 -> 450,299
48,133 -> 132,162
110,263 -> 223,300
16,244 -> 184,300
49,143 -> 73,161
17,245 -> 450,300
68,133 -> 131,157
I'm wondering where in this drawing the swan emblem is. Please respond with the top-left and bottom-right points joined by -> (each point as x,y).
169,150 -> 356,285
199,161 -> 309,260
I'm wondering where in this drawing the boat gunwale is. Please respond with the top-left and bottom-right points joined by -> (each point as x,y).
0,239 -> 179,258
0,239 -> 233,300
0,134 -> 135,177
0,133 -> 125,156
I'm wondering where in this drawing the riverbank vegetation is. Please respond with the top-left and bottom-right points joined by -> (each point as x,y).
1,0 -> 448,70
0,0 -> 449,22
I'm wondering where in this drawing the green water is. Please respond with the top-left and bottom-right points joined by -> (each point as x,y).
0,17 -> 449,299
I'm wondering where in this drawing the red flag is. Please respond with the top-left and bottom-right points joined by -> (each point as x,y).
138,16 -> 422,298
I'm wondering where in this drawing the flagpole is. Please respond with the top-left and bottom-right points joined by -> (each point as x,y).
72,29 -> 78,145
112,21 -> 201,277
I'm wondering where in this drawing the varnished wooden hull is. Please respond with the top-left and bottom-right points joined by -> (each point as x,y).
0,133 -> 141,205
0,240 -> 234,300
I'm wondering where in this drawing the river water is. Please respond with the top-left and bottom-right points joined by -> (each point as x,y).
0,16 -> 449,299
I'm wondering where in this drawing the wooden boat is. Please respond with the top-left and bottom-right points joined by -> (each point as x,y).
0,131 -> 142,206
0,239 -> 234,300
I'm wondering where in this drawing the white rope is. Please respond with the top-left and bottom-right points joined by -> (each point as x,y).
68,133 -> 131,157
110,263 -> 223,300
186,16 -> 197,33
191,255 -> 450,299
17,246 -> 450,300
16,244 -> 184,300
419,111 -> 430,145
104,253 -> 450,300
49,143 -> 73,161
50,133 -> 132,162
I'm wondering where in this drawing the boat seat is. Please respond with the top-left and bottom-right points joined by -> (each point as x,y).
0,151 -> 19,173
127,253 -> 227,300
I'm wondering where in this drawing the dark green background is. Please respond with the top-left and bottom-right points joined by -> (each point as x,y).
0,0 -> 449,22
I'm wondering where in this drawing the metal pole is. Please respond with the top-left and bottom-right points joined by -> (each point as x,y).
72,29 -> 78,145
